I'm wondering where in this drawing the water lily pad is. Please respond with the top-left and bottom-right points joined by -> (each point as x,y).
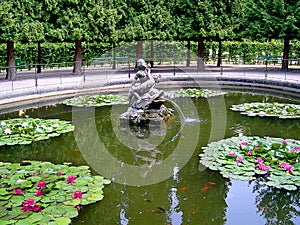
63,94 -> 128,107
172,88 -> 226,98
230,102 -> 300,119
200,136 -> 300,190
0,118 -> 74,147
0,161 -> 110,224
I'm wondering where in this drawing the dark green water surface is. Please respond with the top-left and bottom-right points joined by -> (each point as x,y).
0,91 -> 299,225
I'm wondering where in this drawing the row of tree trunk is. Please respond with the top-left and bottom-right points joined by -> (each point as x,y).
4,37 -> 290,80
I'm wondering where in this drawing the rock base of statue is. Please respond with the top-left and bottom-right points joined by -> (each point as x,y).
119,98 -> 174,126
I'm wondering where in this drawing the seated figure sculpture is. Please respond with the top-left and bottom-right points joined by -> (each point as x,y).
120,58 -> 173,126
128,59 -> 163,109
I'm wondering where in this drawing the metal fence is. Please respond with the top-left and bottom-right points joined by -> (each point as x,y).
0,57 -> 299,98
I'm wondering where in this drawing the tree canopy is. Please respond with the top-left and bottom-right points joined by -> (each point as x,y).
0,0 -> 299,77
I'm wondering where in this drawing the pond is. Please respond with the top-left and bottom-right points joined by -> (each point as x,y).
0,90 -> 300,225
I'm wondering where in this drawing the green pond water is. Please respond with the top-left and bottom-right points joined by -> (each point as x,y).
0,91 -> 300,225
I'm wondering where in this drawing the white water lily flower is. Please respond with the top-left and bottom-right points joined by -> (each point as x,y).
53,123 -> 60,128
35,128 -> 44,133
4,128 -> 12,135
1,121 -> 6,127
21,122 -> 29,128
259,111 -> 265,117
47,127 -> 53,132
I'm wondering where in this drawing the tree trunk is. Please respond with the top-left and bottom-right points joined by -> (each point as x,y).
112,43 -> 116,69
136,40 -> 143,59
197,37 -> 205,71
150,40 -> 154,68
37,42 -> 42,73
282,37 -> 289,72
6,40 -> 16,80
186,40 -> 191,67
217,40 -> 222,67
73,40 -> 82,75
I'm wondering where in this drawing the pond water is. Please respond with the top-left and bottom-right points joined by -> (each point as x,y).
0,91 -> 300,225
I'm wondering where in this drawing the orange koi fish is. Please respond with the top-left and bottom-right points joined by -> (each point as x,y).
207,181 -> 216,185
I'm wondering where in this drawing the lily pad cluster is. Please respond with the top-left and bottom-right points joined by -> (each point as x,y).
0,118 -> 74,146
230,102 -> 300,119
0,160 -> 111,224
174,88 -> 226,98
200,136 -> 300,191
63,94 -> 128,107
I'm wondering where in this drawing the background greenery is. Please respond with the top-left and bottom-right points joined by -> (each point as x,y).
0,0 -> 299,72
0,40 -> 299,67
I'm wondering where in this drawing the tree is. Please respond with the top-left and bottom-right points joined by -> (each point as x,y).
208,0 -> 237,67
115,0 -> 173,60
170,0 -> 239,69
239,0 -> 300,71
0,0 -> 48,78
0,1 -> 21,79
45,0 -> 118,75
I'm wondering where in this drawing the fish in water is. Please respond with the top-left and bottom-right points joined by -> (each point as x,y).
207,181 -> 216,185
152,207 -> 166,213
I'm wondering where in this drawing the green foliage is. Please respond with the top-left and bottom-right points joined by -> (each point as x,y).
239,0 -> 300,40
63,94 -> 128,107
0,160 -> 110,224
0,42 -> 112,66
115,0 -> 173,41
222,40 -> 283,59
230,102 -> 300,119
0,0 -> 118,43
174,88 -> 226,98
0,118 -> 74,146
200,136 -> 300,190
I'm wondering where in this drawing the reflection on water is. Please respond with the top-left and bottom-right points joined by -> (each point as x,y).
167,188 -> 183,225
0,91 -> 299,224
252,179 -> 300,225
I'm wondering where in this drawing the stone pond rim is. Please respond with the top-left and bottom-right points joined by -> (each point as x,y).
1,75 -> 300,114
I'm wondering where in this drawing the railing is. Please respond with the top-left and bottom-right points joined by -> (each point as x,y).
0,57 -> 299,98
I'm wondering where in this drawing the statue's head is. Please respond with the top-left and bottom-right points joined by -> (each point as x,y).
136,59 -> 147,69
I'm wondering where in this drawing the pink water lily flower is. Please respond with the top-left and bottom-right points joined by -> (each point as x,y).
240,141 -> 248,146
279,162 -> 287,168
24,198 -> 35,207
33,205 -> 42,212
13,189 -> 23,195
34,189 -> 43,196
289,148 -> 296,153
72,190 -> 83,199
228,151 -> 236,157
248,151 -> 253,156
284,165 -> 294,172
67,176 -> 76,184
36,180 -> 46,189
281,139 -> 287,145
57,171 -> 63,176
281,110 -> 288,115
256,158 -> 263,164
258,163 -> 270,172
236,157 -> 243,163
21,204 -> 32,212
76,205 -> 83,211
21,198 -> 42,212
